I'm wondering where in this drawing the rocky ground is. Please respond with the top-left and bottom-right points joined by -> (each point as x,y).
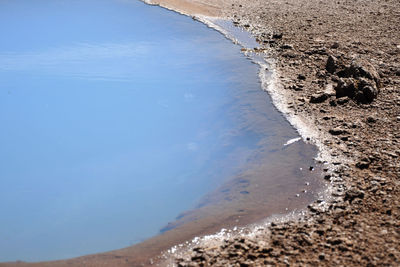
166,0 -> 400,266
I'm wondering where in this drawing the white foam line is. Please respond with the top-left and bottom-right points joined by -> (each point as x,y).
284,137 -> 301,146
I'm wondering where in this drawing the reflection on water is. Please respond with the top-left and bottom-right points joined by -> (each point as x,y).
0,0 -> 322,263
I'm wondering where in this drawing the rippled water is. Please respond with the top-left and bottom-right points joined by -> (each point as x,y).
0,0 -> 322,263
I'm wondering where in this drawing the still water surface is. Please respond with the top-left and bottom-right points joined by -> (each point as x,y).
0,0 -> 320,263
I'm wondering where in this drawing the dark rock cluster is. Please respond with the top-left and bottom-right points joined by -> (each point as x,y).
327,57 -> 381,104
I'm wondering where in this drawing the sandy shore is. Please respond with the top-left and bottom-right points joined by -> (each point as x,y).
144,0 -> 400,265
2,0 -> 398,266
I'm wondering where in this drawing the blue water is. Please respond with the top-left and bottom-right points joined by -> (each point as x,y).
0,0 -> 280,262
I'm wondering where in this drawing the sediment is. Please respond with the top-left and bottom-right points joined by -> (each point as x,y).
149,0 -> 400,266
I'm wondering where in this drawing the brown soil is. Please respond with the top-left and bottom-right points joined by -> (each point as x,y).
2,0 -> 399,266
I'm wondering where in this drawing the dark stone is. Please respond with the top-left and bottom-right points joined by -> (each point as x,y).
298,74 -> 306,80
331,42 -> 340,49
193,247 -> 204,253
337,97 -> 350,105
326,55 -> 337,74
308,204 -> 320,213
351,59 -> 381,85
344,189 -> 365,203
362,85 -> 378,103
281,52 -> 297,58
329,128 -> 346,135
329,99 -> 337,106
247,253 -> 257,260
272,32 -> 283,39
367,116 -> 377,123
336,59 -> 381,86
356,160 -> 370,169
335,77 -> 378,103
335,78 -> 357,98
280,44 -> 293,49
341,136 -> 349,141
191,255 -> 205,262
310,93 -> 329,103
328,238 -> 343,245
306,48 -> 327,55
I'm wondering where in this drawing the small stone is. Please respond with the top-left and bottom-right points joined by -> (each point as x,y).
329,128 -> 346,135
331,42 -> 339,49
272,32 -> 283,39
326,55 -> 337,74
367,116 -> 377,123
361,84 -> 378,103
281,44 -> 293,49
247,253 -> 257,260
308,204 -> 320,213
337,97 -> 350,105
342,135 -> 351,141
298,74 -> 306,80
344,189 -> 365,203
310,92 -> 329,103
356,160 -> 370,169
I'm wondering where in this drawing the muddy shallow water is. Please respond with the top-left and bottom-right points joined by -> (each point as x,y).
0,0 -> 323,263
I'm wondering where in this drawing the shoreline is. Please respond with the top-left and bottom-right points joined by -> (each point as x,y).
142,3 -> 340,265
0,2 -> 327,266
2,0 -> 398,265
144,0 -> 400,265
